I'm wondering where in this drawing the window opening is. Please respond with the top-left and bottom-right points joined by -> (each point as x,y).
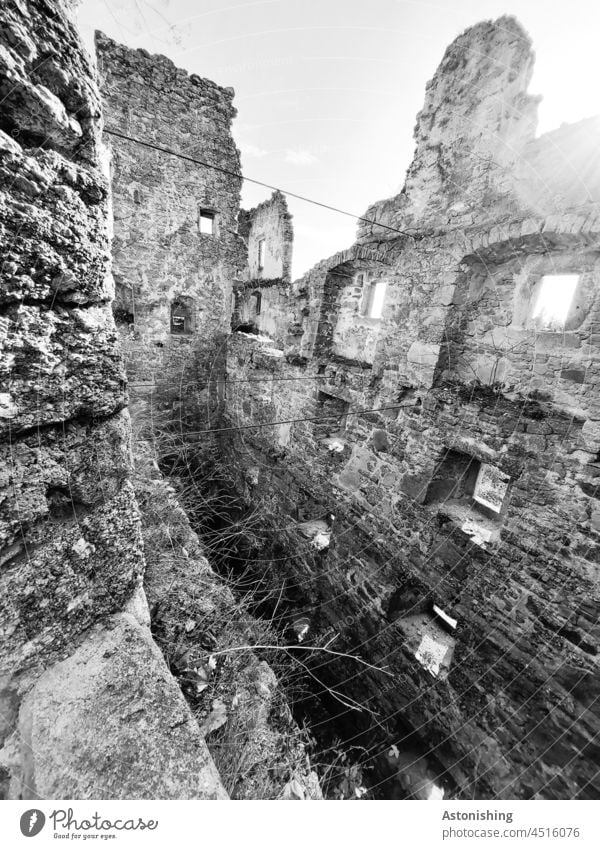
532,274 -> 579,329
199,209 -> 216,235
257,238 -> 266,270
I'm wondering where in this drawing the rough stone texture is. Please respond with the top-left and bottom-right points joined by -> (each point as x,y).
235,191 -> 294,342
239,189 -> 293,283
2,613 -> 227,799
91,13 -> 600,799
215,18 -> 600,799
97,34 -> 321,799
0,0 -> 227,800
133,449 -> 321,799
97,32 -> 247,436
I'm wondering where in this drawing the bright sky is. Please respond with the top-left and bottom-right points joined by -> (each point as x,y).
77,0 -> 600,278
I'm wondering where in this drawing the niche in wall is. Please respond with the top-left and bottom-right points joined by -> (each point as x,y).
424,449 -> 510,546
397,612 -> 456,679
314,391 -> 350,441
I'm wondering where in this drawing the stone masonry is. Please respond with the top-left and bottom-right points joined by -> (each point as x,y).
217,17 -> 600,799
96,32 -> 247,441
0,0 -> 225,799
236,190 -> 294,341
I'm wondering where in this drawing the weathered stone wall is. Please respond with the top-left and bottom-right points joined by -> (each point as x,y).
235,190 -> 294,342
0,0 -> 225,799
359,16 -> 539,240
97,32 -> 247,439
239,189 -> 293,283
96,32 -> 321,799
219,17 -> 600,799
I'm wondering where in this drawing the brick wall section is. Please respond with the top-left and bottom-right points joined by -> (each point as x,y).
219,17 -> 600,799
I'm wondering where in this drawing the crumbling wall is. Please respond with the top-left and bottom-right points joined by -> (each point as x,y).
97,33 -> 247,438
220,17 -> 600,799
240,189 -> 293,283
360,16 -> 539,239
235,190 -> 294,342
0,0 -> 225,799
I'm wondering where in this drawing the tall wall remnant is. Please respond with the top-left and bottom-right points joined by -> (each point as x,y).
96,32 -> 248,434
0,0 -> 225,799
219,16 -> 600,799
236,190 -> 294,341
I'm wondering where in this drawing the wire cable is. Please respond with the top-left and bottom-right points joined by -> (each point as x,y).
104,127 -> 418,240
160,402 -> 414,438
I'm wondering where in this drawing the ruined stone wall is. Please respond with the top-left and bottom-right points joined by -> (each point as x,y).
0,0 -> 225,799
219,17 -> 600,799
95,32 -> 321,800
235,190 -> 293,342
359,16 -> 539,240
240,189 -> 293,283
97,33 -> 247,439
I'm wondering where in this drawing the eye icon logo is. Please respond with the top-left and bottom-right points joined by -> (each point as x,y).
20,810 -> 45,837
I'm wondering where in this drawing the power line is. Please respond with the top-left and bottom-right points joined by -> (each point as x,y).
163,402 -> 414,439
127,372 -> 375,388
127,374 -> 333,388
104,127 -> 417,240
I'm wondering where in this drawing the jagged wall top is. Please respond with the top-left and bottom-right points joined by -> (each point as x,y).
360,16 -> 542,237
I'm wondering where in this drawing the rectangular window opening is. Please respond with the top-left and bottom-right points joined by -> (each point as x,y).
257,238 -> 266,270
199,209 -> 216,235
170,298 -> 193,335
532,274 -> 579,329
362,279 -> 387,319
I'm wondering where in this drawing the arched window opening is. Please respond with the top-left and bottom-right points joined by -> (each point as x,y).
252,290 -> 262,315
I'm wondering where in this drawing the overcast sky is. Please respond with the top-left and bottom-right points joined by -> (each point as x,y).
78,0 -> 600,278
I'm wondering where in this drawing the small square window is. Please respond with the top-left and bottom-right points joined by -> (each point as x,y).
199,210 -> 216,235
532,274 -> 579,329
362,279 -> 387,319
257,238 -> 266,270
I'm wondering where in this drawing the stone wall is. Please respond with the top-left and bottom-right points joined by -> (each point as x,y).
218,17 -> 600,799
235,190 -> 294,343
95,31 -> 320,799
97,32 -> 247,439
0,0 -> 225,799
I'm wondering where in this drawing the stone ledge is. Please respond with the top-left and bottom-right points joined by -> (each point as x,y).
1,613 -> 227,799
